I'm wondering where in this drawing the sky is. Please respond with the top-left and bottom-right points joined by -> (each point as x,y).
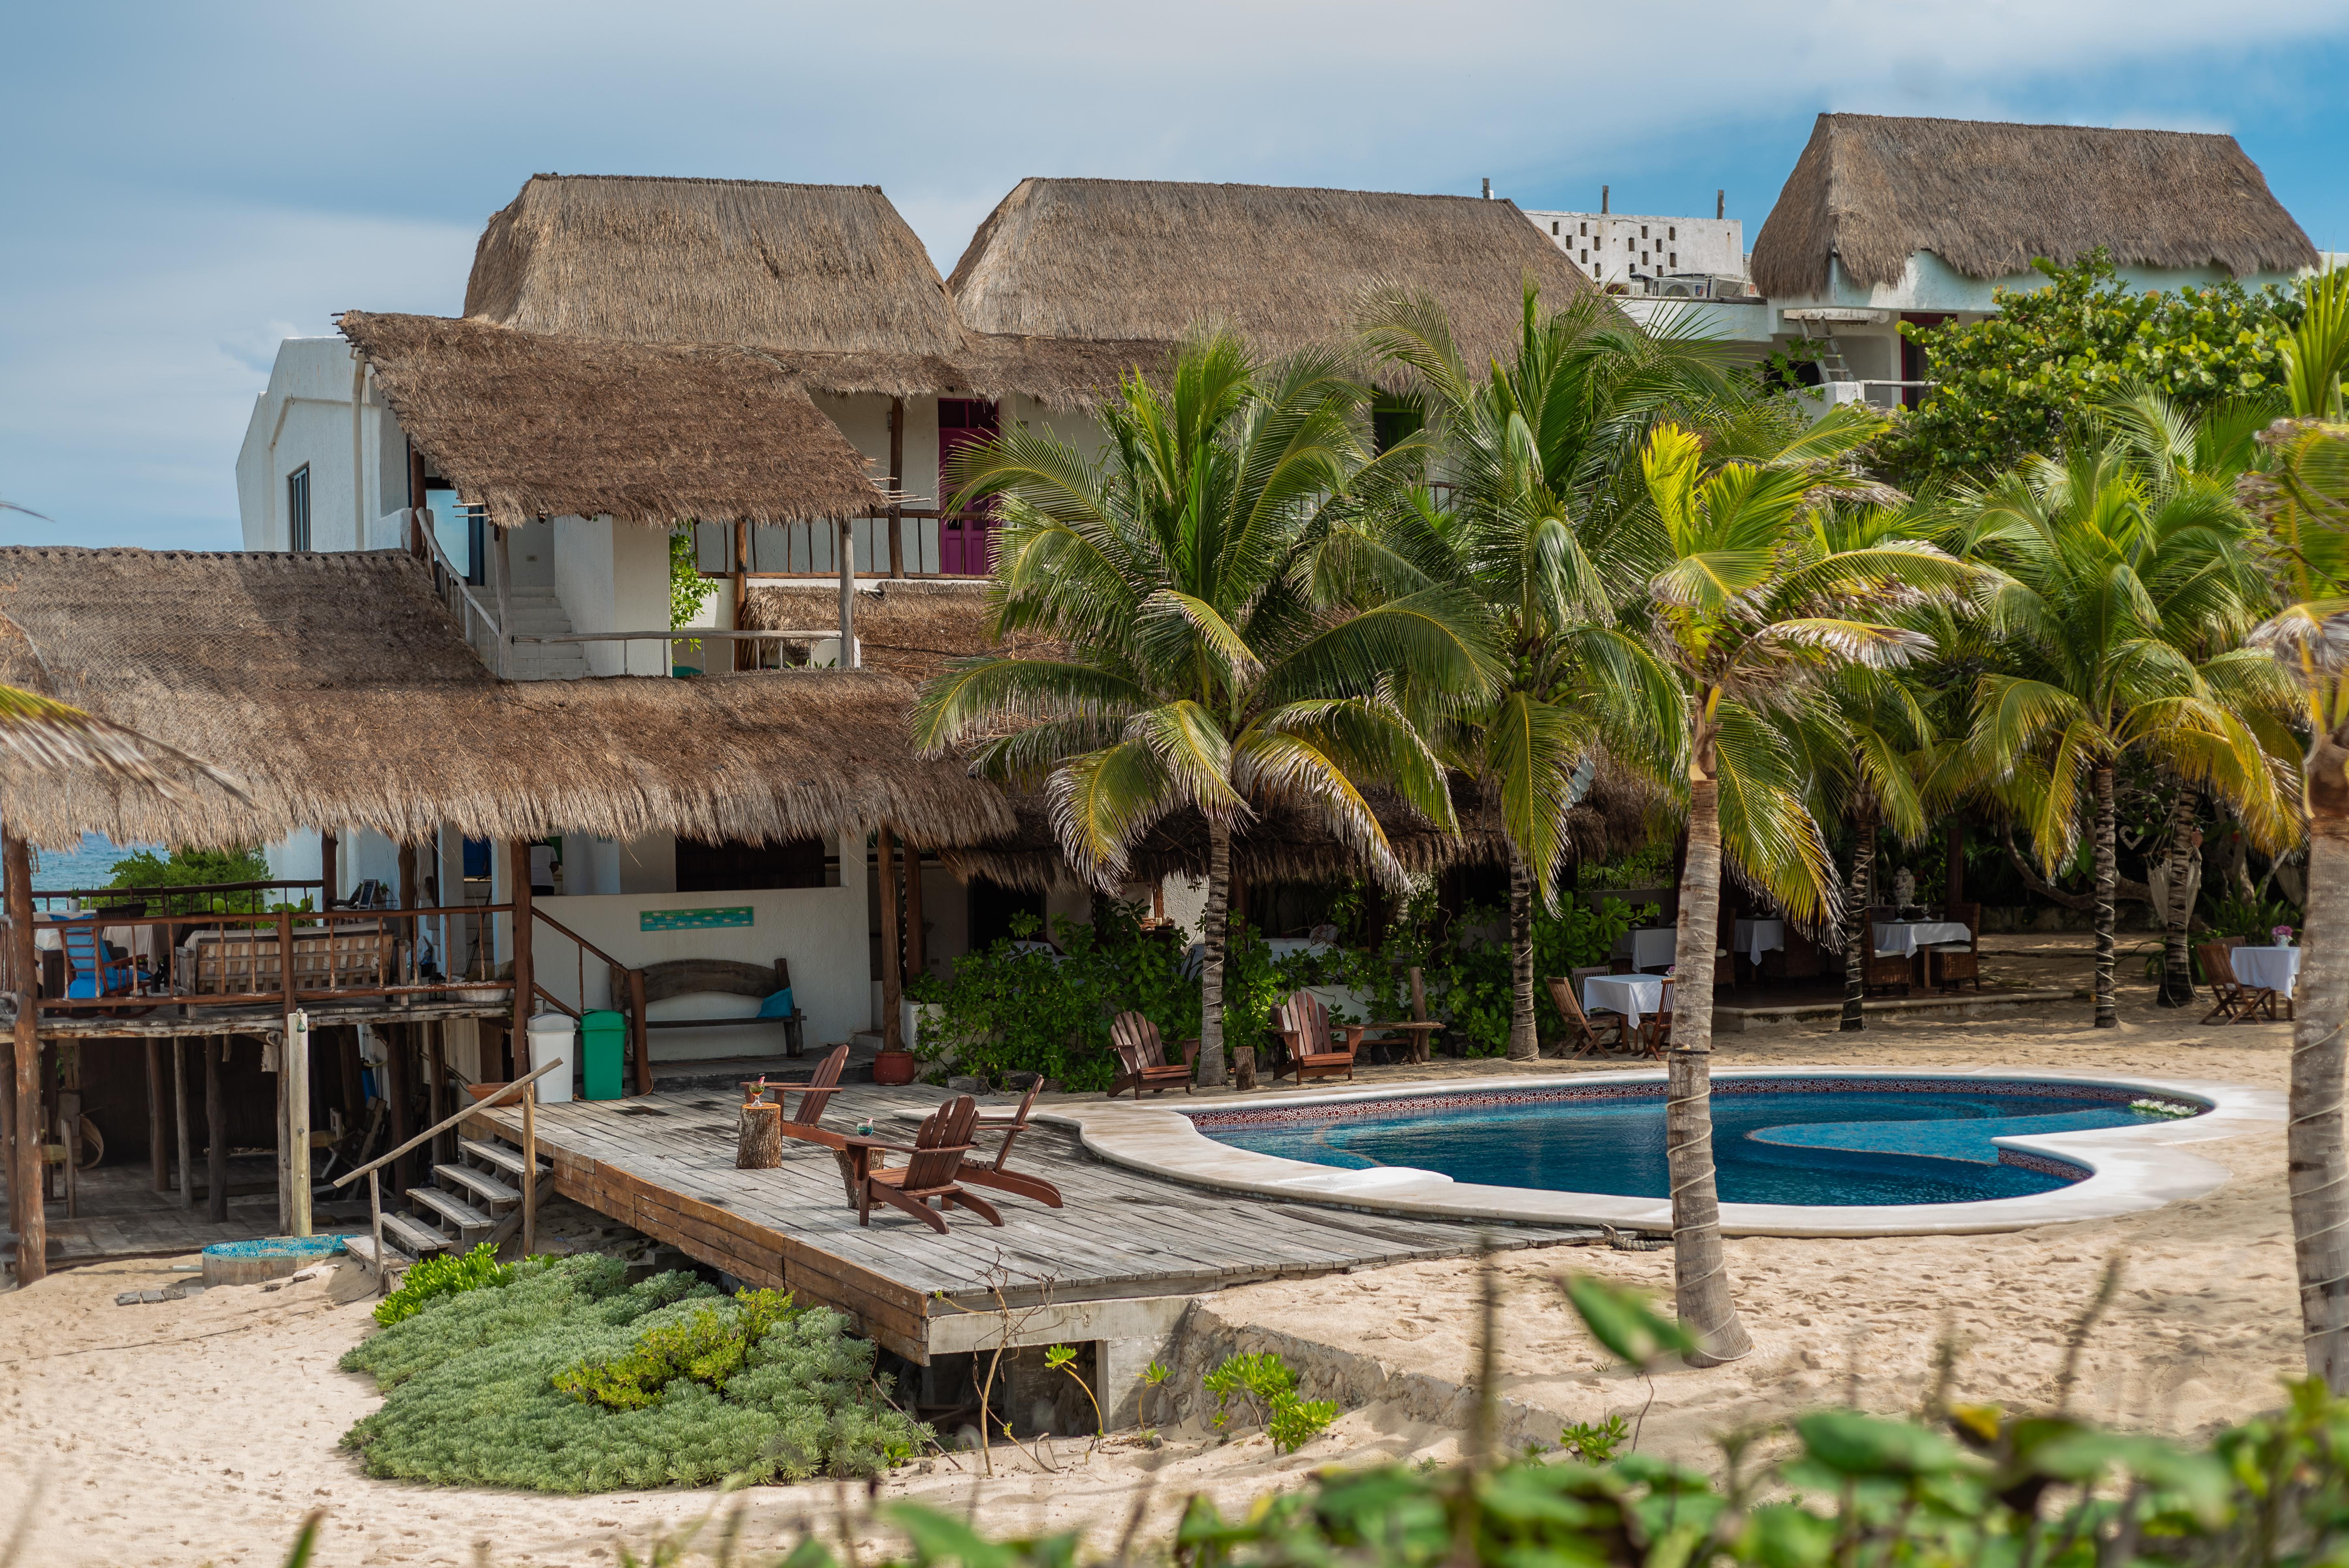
5,0 -> 2349,553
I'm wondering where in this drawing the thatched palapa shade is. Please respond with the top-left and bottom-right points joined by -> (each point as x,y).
455,174 -> 1145,408
1750,114 -> 2317,299
0,548 -> 1015,853
947,178 -> 1603,367
337,311 -> 886,531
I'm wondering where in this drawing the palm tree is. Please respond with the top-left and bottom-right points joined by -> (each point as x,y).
1356,285 -> 1731,1058
1634,415 -> 1977,1362
2239,265 -> 2349,1386
911,331 -> 1498,1086
1963,446 -> 2298,1028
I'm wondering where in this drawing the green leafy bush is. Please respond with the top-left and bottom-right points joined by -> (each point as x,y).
103,844 -> 277,912
1203,1351 -> 1339,1456
554,1288 -> 794,1409
339,1253 -> 928,1491
374,1242 -> 514,1326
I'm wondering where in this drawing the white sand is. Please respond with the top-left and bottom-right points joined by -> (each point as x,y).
0,943 -> 2308,1565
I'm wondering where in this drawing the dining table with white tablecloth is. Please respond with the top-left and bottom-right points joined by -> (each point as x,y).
1872,920 -> 1972,958
1732,917 -> 1785,966
1582,973 -> 1669,1031
1611,927 -> 1678,972
2230,943 -> 2302,998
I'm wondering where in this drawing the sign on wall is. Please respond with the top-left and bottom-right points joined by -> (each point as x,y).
640,906 -> 755,932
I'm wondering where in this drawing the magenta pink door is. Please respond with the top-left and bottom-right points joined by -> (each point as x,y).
937,399 -> 1001,574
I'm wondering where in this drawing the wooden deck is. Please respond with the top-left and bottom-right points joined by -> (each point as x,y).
0,991 -> 512,1040
0,1160 -> 290,1269
466,1086 -> 1601,1362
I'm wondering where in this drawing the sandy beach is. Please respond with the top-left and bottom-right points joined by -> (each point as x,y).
0,937 -> 2310,1566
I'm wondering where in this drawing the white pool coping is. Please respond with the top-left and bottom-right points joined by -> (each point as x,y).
1040,1066 -> 2282,1238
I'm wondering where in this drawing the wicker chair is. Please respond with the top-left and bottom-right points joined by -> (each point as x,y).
1862,906 -> 1915,995
1930,902 -> 1982,992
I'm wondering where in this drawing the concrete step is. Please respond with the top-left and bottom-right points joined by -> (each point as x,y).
434,1162 -> 519,1212
407,1185 -> 496,1241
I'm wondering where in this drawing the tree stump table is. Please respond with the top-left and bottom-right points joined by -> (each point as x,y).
736,1100 -> 782,1168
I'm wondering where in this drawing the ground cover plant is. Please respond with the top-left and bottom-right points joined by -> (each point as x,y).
339,1253 -> 928,1491
373,1240 -> 513,1325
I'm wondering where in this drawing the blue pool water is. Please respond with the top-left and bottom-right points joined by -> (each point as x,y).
1193,1082 -> 2199,1206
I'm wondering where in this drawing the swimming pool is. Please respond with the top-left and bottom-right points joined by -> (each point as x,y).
1185,1078 -> 2207,1207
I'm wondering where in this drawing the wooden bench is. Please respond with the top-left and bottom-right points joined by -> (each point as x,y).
180,921 -> 396,995
612,956 -> 805,1058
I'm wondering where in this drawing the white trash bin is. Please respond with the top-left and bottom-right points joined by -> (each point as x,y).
525,1013 -> 576,1103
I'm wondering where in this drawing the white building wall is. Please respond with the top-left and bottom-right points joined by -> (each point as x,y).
1522,210 -> 1745,287
236,337 -> 405,552
549,514 -> 670,675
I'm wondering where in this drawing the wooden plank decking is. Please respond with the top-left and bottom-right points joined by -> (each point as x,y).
467,1087 -> 1601,1362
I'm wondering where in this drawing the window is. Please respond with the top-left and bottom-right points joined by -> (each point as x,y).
286,465 -> 311,551
1669,252 -> 1677,268
1370,394 -> 1425,455
676,836 -> 835,892
1668,227 -> 1676,241
1579,221 -> 1588,236
1640,225 -> 1649,239
1550,220 -> 1559,235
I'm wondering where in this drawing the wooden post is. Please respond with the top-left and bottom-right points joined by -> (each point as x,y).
878,828 -> 903,1052
732,519 -> 751,672
520,1089 -> 537,1257
173,1037 -> 193,1210
509,841 -> 536,1070
367,1168 -> 385,1298
320,831 -> 338,911
146,1038 -> 167,1191
384,1023 -> 411,1198
904,842 -> 926,984
835,519 -> 858,668
427,1022 -> 447,1165
493,525 -> 514,680
205,1038 -> 227,1223
276,909 -> 295,1231
887,396 -> 905,579
4,830 -> 45,1284
627,967 -> 650,1097
287,1009 -> 311,1238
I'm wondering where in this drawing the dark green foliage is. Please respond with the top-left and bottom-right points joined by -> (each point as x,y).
1878,250 -> 2302,483
104,844 -> 282,912
338,1254 -> 927,1491
374,1242 -> 514,1326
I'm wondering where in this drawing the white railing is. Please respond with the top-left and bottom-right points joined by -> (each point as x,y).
398,508 -> 505,668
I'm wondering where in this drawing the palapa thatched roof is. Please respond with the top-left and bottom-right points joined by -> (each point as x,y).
947,178 -> 1602,365
0,548 -> 1014,853
741,579 -> 1064,685
1750,113 -> 2317,299
465,174 -> 971,357
338,311 -> 886,530
454,173 -> 1142,408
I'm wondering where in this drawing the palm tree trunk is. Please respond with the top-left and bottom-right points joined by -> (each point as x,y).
1197,815 -> 1231,1088
2158,780 -> 2199,1009
2093,765 -> 2118,1028
2292,722 -> 2349,1388
1841,813 -> 1876,1032
1666,765 -> 1752,1365
1507,845 -> 1538,1061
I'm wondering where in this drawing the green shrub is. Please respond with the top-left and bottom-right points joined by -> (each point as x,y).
339,1254 -> 928,1491
1203,1351 -> 1338,1456
374,1241 -> 514,1326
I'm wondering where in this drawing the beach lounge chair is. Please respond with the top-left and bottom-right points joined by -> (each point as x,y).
1108,1012 -> 1198,1099
2199,943 -> 2279,1025
848,1095 -> 1002,1234
1544,975 -> 1624,1060
953,1079 -> 1063,1208
1272,990 -> 1361,1085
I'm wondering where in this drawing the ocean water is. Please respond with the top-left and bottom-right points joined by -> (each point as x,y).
26,832 -> 161,892
1197,1084 -> 2188,1207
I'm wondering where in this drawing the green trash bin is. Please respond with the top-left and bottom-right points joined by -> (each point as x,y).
581,1009 -> 628,1101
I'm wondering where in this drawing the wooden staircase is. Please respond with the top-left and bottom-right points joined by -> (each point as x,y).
344,1134 -> 548,1276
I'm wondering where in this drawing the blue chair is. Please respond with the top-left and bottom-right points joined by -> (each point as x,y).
58,918 -> 133,1000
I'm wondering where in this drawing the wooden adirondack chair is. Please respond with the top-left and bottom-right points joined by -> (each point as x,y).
1108,1013 -> 1199,1099
763,1046 -> 855,1196
850,1095 -> 1003,1233
1544,975 -> 1625,1060
953,1079 -> 1063,1207
1272,990 -> 1361,1085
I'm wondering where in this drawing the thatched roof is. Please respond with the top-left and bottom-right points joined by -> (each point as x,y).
464,175 -> 971,357
948,178 -> 1602,363
741,579 -> 1064,685
0,548 -> 1014,853
1750,113 -> 2317,299
339,311 -> 886,530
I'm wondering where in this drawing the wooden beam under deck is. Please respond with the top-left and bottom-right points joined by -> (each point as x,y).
466,1087 -> 1602,1364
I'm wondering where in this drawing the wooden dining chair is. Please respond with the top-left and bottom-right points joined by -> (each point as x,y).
1544,975 -> 1623,1060
1930,902 -> 1982,992
1642,979 -> 1676,1057
2199,943 -> 2280,1025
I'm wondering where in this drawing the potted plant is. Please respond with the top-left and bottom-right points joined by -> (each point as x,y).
871,1044 -> 917,1085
